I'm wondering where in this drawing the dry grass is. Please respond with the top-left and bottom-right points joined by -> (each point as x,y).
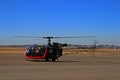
0,47 -> 120,56
0,47 -> 25,55
63,47 -> 120,57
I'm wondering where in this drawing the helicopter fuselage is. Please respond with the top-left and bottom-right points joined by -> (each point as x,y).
24,43 -> 66,62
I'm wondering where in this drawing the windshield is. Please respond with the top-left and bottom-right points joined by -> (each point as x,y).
26,45 -> 46,56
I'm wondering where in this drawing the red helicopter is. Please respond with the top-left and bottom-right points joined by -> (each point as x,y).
14,36 -> 95,62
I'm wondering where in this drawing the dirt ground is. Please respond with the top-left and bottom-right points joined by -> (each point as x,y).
0,47 -> 120,80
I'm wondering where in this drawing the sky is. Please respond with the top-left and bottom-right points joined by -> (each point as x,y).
0,0 -> 120,45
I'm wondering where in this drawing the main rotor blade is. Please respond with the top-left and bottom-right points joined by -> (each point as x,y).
52,36 -> 96,38
13,36 -> 43,38
13,36 -> 96,39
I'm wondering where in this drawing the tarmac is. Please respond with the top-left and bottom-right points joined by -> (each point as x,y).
0,54 -> 120,80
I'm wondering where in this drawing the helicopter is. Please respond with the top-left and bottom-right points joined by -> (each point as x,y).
14,36 -> 96,62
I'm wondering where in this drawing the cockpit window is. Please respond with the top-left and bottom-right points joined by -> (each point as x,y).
26,45 -> 46,56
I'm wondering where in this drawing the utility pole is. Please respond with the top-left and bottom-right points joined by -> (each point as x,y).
93,40 -> 98,52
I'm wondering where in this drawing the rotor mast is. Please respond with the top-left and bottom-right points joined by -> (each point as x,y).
48,37 -> 51,46
43,37 -> 53,46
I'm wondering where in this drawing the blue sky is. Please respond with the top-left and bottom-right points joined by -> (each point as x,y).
0,0 -> 120,45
